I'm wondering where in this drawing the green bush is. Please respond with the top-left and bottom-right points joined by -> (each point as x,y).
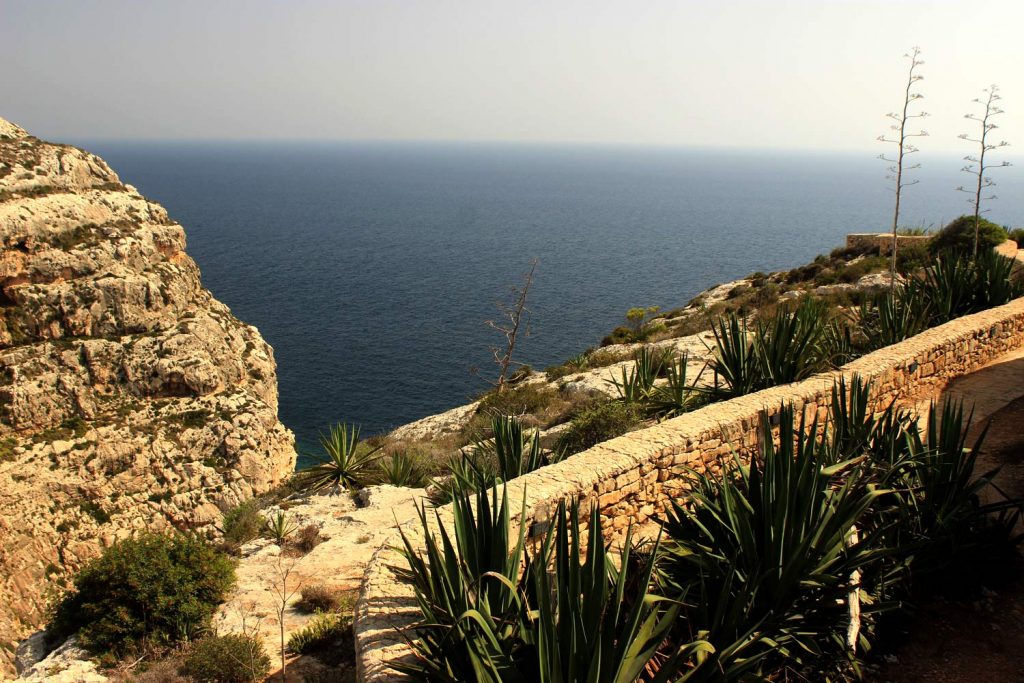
287,612 -> 349,655
48,532 -> 235,656
928,215 -> 1008,256
221,500 -> 264,550
475,382 -> 560,417
555,400 -> 641,456
1008,227 -> 1024,245
896,242 -> 931,274
182,633 -> 270,683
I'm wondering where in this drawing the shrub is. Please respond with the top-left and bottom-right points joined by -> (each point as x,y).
287,612 -> 349,655
928,215 -> 1008,256
600,325 -> 634,346
475,382 -> 560,418
1008,227 -> 1024,246
221,501 -> 264,550
555,400 -> 641,456
896,242 -> 931,274
295,584 -> 342,614
48,532 -> 235,656
292,524 -> 324,554
300,423 -> 381,491
181,633 -> 270,683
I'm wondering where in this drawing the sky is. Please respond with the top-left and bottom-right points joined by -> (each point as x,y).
2,0 -> 1023,152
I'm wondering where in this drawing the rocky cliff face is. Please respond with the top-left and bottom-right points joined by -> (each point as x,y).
0,117 -> 296,673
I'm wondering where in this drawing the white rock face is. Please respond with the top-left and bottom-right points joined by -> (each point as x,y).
14,638 -> 106,682
0,117 -> 296,676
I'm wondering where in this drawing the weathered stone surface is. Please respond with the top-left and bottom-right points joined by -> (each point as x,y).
14,638 -> 106,682
0,117 -> 296,675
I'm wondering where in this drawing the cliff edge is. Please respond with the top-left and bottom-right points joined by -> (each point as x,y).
0,117 -> 296,674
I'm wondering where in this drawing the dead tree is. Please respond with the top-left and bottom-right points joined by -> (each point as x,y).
270,555 -> 302,681
956,84 -> 1011,257
878,47 -> 929,285
484,258 -> 538,394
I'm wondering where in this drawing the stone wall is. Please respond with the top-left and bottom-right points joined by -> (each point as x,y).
354,297 -> 1024,682
846,232 -> 931,255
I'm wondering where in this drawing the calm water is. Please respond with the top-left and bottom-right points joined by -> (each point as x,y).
77,141 -> 1023,460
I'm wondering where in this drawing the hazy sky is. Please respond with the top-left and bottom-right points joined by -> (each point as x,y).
2,0 -> 1022,151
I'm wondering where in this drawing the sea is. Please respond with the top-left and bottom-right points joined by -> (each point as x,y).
77,141 -> 1023,463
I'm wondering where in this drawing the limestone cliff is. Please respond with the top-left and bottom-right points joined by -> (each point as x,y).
0,118 -> 296,673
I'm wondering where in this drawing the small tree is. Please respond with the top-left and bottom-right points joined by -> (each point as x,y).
956,84 -> 1012,257
878,46 -> 929,286
484,258 -> 538,393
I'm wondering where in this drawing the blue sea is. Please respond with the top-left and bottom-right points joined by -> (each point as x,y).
77,141 -> 1023,461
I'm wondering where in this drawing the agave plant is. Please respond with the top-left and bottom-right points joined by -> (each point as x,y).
611,346 -> 670,404
480,414 -> 546,481
644,353 -> 704,420
520,501 -> 689,683
264,510 -> 297,545
897,400 -> 1022,578
395,484 -> 530,682
377,451 -> 428,488
857,282 -> 931,351
397,483 -> 689,682
709,298 -> 836,398
707,313 -> 760,399
753,297 -> 832,387
300,422 -> 382,491
657,405 -> 897,678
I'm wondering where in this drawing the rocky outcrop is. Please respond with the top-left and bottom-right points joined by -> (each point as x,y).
0,117 -> 296,675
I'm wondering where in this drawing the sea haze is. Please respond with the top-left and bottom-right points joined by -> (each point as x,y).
79,141 -> 1023,462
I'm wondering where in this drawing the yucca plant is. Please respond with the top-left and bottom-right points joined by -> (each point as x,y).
395,485 -> 530,682
858,282 -> 931,351
479,414 -> 546,482
657,406 -> 898,678
611,346 -> 669,404
645,353 -> 704,420
707,313 -> 760,399
519,501 -> 689,683
264,510 -> 298,545
970,248 -> 1024,310
378,451 -> 429,488
897,400 -> 1022,580
753,297 -> 832,387
432,415 -> 553,504
300,422 -> 382,491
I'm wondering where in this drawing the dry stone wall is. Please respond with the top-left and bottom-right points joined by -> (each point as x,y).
845,232 -> 931,255
355,297 -> 1024,682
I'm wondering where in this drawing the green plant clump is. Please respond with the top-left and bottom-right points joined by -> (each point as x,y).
287,612 -> 350,655
48,532 -> 236,657
554,400 -> 642,457
928,214 -> 1008,256
221,500 -> 264,550
181,633 -> 270,683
